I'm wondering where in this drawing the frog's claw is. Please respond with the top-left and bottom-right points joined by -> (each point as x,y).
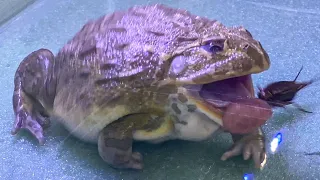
11,108 -> 46,145
221,128 -> 266,168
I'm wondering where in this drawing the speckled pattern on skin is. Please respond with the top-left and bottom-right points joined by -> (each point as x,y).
0,0 -> 320,180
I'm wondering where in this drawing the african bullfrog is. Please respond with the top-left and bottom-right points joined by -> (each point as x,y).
12,4 -> 272,170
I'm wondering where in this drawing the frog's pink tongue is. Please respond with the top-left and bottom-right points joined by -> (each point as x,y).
199,77 -> 251,107
222,98 -> 273,134
199,77 -> 272,134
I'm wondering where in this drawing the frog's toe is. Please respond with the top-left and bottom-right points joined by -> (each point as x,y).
132,152 -> 143,162
12,109 -> 45,145
222,132 -> 266,168
98,140 -> 144,170
128,153 -> 144,169
220,143 -> 243,161
114,151 -> 144,170
25,118 -> 45,145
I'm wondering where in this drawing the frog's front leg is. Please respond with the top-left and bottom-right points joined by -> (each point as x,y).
98,113 -> 174,170
98,120 -> 143,170
12,49 -> 55,145
221,128 -> 266,168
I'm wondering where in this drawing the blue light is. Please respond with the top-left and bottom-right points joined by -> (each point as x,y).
270,132 -> 283,153
275,133 -> 282,144
243,173 -> 254,180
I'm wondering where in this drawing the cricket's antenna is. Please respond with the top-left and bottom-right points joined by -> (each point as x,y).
293,66 -> 304,82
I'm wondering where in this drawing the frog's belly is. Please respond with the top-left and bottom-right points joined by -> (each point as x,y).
54,105 -> 220,145
53,104 -> 130,144
53,91 -> 221,144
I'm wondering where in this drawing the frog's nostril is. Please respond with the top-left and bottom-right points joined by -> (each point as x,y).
243,44 -> 250,50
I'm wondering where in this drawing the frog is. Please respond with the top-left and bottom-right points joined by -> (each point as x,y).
11,4 -> 272,170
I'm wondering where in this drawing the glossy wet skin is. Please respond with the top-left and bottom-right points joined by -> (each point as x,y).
12,4 -> 272,170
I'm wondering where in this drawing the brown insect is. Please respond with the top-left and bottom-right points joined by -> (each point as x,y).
257,66 -> 314,113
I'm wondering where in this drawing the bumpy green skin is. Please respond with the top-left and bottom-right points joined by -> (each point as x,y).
12,4 -> 270,170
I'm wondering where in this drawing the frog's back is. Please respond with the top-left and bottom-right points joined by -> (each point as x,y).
54,4 -> 218,90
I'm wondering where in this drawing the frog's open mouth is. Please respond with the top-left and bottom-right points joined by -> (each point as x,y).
182,75 -> 255,126
200,75 -> 254,108
185,75 -> 255,109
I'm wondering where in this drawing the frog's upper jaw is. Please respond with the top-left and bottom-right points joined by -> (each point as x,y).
157,27 -> 270,87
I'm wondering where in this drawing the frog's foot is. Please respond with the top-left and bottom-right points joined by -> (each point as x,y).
221,129 -> 266,168
11,97 -> 49,145
12,48 -> 55,145
98,120 -> 143,170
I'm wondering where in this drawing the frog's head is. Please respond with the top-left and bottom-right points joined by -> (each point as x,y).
160,26 -> 270,86
157,24 -> 271,134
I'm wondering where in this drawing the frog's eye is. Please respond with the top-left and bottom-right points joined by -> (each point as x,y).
170,56 -> 187,75
201,41 -> 224,54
